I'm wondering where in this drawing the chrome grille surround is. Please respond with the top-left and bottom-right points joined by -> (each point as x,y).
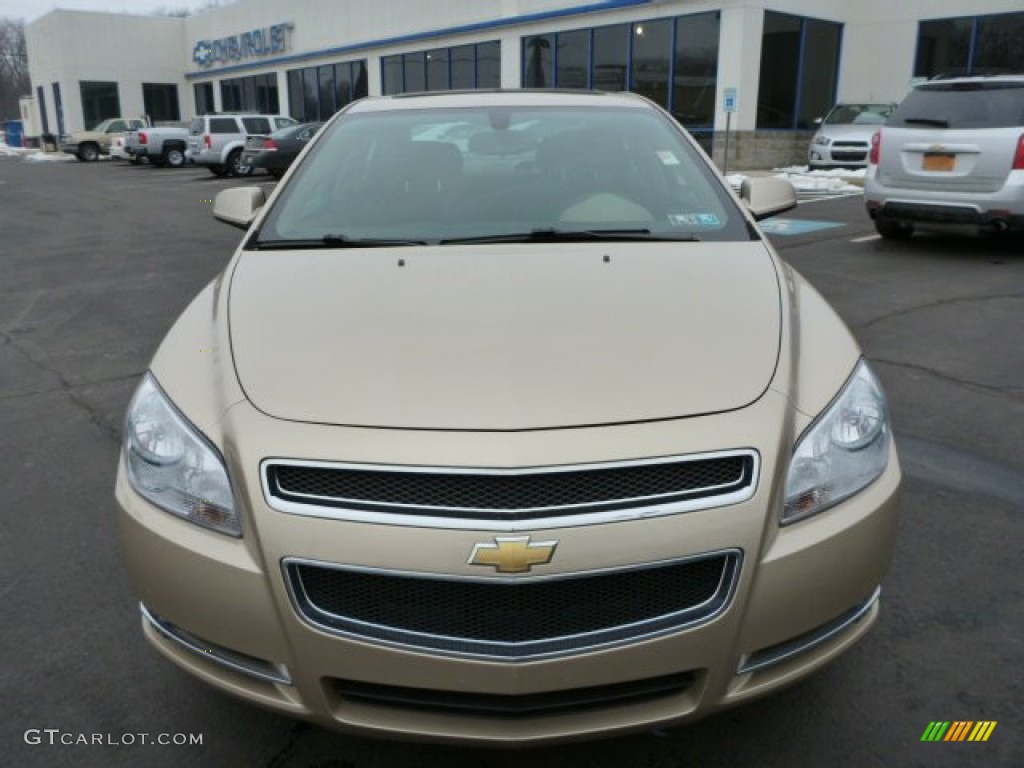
282,550 -> 742,661
262,450 -> 758,531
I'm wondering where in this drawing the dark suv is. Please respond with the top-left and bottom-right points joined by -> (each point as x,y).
864,75 -> 1024,239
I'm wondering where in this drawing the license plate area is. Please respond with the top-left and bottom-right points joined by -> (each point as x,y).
922,152 -> 955,172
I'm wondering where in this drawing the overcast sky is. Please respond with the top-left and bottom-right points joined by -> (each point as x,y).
0,0 -> 232,23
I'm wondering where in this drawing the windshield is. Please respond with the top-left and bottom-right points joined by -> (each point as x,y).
823,104 -> 893,126
256,105 -> 750,245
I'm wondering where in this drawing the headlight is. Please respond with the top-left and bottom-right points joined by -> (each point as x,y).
783,361 -> 891,524
812,134 -> 832,146
124,374 -> 240,536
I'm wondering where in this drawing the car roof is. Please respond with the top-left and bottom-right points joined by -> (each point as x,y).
346,89 -> 652,114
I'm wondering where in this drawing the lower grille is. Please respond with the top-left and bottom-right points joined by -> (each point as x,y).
285,551 -> 740,659
330,672 -> 696,718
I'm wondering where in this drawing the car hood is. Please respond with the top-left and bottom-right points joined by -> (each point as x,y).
228,243 -> 781,430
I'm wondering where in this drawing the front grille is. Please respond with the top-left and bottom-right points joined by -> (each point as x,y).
330,671 -> 696,717
265,452 -> 755,522
285,552 -> 739,659
832,151 -> 868,162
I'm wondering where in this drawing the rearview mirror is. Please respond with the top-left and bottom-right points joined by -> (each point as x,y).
740,178 -> 797,221
213,187 -> 267,230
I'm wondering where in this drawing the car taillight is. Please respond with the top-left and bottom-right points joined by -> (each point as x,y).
203,134 -> 212,149
869,131 -> 881,165
261,138 -> 278,151
1013,135 -> 1024,170
139,132 -> 148,145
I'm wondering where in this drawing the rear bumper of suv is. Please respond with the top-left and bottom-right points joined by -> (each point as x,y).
865,169 -> 1024,232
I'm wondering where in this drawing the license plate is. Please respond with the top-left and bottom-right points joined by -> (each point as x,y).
923,153 -> 955,172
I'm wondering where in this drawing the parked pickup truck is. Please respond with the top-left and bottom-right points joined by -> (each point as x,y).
62,117 -> 149,161
125,123 -> 190,168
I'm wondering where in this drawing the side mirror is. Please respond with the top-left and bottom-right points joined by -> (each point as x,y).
214,187 -> 267,230
740,177 -> 797,221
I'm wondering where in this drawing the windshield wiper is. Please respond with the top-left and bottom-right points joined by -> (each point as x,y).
251,234 -> 428,250
902,117 -> 950,128
441,228 -> 700,245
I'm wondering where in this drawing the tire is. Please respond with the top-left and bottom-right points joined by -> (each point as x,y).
150,158 -> 167,168
78,143 -> 99,162
227,149 -> 253,177
208,164 -> 228,177
268,168 -> 285,180
163,145 -> 186,168
874,218 -> 913,240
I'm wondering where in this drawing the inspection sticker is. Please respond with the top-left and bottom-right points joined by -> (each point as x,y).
656,150 -> 680,166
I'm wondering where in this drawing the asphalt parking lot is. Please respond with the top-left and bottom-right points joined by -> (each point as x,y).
1,156 -> 1021,767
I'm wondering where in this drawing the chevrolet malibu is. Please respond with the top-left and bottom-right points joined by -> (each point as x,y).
116,90 -> 900,745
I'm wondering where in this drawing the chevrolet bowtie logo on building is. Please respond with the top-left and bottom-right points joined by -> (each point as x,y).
468,536 -> 558,573
921,721 -> 997,742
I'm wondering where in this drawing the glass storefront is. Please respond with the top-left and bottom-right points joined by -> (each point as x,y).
220,73 -> 279,114
915,12 -> 1024,78
286,60 -> 368,122
381,42 -> 500,95
756,12 -> 842,130
79,81 -> 120,129
143,83 -> 181,122
521,12 -> 720,134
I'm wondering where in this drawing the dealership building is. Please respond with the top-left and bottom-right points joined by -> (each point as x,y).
24,0 -> 1024,166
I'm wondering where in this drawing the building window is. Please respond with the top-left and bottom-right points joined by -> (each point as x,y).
80,81 -> 120,129
143,83 -> 180,122
37,85 -> 49,134
52,82 -> 64,136
521,12 -> 720,132
673,12 -> 720,130
915,12 -> 1024,78
286,60 -> 367,122
381,42 -> 501,95
756,12 -> 842,130
194,82 -> 214,115
220,74 -> 279,114
557,29 -> 590,89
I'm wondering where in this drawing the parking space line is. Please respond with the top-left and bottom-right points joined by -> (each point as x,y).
850,234 -> 881,243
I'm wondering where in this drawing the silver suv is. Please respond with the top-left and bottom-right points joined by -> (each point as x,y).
186,113 -> 296,177
864,75 -> 1024,239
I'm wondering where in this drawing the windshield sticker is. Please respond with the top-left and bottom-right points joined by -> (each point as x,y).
668,213 -> 721,227
656,150 -> 680,166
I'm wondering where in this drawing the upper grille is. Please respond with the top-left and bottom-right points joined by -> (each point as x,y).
285,552 -> 739,659
265,452 -> 755,522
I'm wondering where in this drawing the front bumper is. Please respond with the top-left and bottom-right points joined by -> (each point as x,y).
116,396 -> 900,744
808,144 -> 870,168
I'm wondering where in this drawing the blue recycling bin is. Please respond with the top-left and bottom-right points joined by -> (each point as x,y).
4,120 -> 24,148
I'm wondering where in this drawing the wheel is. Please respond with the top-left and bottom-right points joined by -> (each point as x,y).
163,146 -> 186,168
227,149 -> 253,177
78,143 -> 99,162
874,218 -> 913,240
208,164 -> 228,177
268,168 -> 285,180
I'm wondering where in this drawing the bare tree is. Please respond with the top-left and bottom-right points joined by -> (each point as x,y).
0,18 -> 30,120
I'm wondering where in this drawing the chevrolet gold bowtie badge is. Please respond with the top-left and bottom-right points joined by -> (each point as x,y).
468,536 -> 558,574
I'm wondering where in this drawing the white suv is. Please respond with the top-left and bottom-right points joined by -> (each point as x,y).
186,113 -> 297,177
864,75 -> 1024,239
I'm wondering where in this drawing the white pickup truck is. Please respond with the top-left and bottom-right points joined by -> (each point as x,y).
124,123 -> 190,168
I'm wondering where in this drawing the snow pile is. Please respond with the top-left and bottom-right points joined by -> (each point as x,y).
727,165 -> 864,195
0,140 -> 35,156
23,151 -> 75,163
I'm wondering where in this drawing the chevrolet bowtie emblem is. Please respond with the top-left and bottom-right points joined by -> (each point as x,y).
468,536 -> 558,574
